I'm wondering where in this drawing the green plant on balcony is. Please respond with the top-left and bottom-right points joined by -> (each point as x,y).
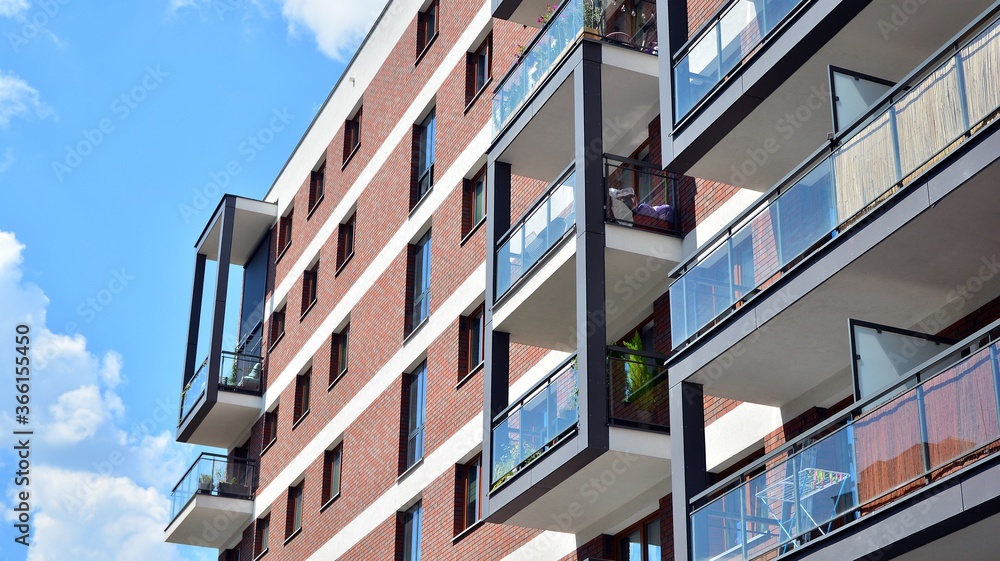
623,332 -> 657,412
584,0 -> 603,30
198,473 -> 214,492
491,445 -> 520,490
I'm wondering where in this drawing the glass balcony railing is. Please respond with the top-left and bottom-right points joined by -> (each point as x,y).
496,169 -> 576,301
605,154 -> 677,234
607,346 -> 669,431
491,357 -> 579,491
178,350 -> 263,425
673,0 -> 805,121
670,16 -> 1000,349
690,332 -> 1000,561
169,453 -> 256,523
492,0 -> 658,137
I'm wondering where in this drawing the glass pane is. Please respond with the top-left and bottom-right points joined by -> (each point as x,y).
684,243 -> 733,337
923,346 -> 1000,470
619,529 -> 641,561
774,159 -> 836,267
854,388 -> 924,504
646,518 -> 662,560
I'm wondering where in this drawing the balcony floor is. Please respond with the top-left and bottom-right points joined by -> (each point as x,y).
178,390 -> 262,449
164,493 -> 253,548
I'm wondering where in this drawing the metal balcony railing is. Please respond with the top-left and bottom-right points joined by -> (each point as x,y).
169,453 -> 256,524
492,0 -> 658,137
670,11 -> 1000,350
491,356 -> 579,491
605,154 -> 678,235
607,345 -> 669,431
178,350 -> 263,425
689,318 -> 1000,561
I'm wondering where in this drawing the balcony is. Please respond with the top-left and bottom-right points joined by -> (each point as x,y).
486,349 -> 670,532
673,0 -> 805,122
665,0 -> 994,191
494,0 -> 657,137
178,348 -> 264,449
178,195 -> 274,448
689,322 -> 1000,561
670,13 -> 1000,352
165,453 -> 256,548
493,161 -> 681,351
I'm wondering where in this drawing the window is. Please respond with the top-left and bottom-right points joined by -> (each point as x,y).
277,210 -> 293,258
616,516 -> 661,561
337,214 -> 355,270
227,547 -> 241,561
462,167 -> 486,237
294,371 -> 311,424
405,362 -> 427,469
301,263 -> 318,318
413,109 -> 436,206
460,306 -> 484,379
321,444 -> 343,506
309,163 -> 325,213
254,514 -> 270,557
401,501 -> 423,561
263,408 -> 279,450
330,324 -> 350,386
286,483 -> 303,538
270,306 -> 286,347
344,109 -> 362,163
416,0 -> 438,58
466,34 -> 492,104
458,456 -> 481,532
408,231 -> 432,332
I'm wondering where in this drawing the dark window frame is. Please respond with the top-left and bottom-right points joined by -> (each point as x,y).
285,482 -> 304,540
321,443 -> 343,509
462,166 -> 487,239
336,214 -> 356,273
401,501 -> 423,561
343,109 -> 362,166
277,211 -> 294,261
301,263 -> 319,319
308,163 -> 325,216
254,514 -> 270,558
293,371 -> 311,426
415,0 -> 439,61
458,455 -> 481,533
263,407 -> 279,453
412,109 -> 436,208
404,362 -> 427,471
330,324 -> 350,388
407,231 -> 432,335
269,306 -> 286,349
614,513 -> 662,561
466,33 -> 492,107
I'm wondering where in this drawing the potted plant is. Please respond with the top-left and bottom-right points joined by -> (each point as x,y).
622,332 -> 657,415
216,469 -> 250,496
198,473 -> 213,493
584,0 -> 603,34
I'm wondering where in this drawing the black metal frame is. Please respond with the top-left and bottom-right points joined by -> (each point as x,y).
848,318 -> 956,403
828,65 -> 896,134
603,153 -> 679,235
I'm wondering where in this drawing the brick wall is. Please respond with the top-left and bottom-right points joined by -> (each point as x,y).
687,0 -> 729,38
230,2 -> 552,559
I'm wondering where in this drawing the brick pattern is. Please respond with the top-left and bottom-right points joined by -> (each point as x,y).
686,0 -> 730,38
675,176 -> 741,237
228,5 -> 547,560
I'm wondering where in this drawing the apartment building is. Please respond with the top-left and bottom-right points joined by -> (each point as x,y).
164,0 -> 1000,559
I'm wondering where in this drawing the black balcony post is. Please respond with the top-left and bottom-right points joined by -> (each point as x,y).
206,196 -> 237,403
671,381 -> 707,561
575,41 -> 609,452
183,253 -> 207,390
483,159 -> 512,518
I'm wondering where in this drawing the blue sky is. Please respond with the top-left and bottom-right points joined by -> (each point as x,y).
0,1 -> 386,559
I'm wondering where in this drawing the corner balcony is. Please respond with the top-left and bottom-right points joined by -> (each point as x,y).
688,320 -> 1000,561
178,195 -> 274,448
493,158 -> 681,351
665,0 -> 995,192
491,0 -> 659,183
165,453 -> 256,548
486,348 -> 670,532
667,13 -> 1000,407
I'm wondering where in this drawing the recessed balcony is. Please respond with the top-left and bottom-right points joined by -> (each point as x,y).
486,348 -> 670,532
668,14 -> 1000,406
493,159 -> 681,351
165,453 -> 256,549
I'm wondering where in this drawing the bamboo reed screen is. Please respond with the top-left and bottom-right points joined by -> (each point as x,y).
832,113 -> 897,223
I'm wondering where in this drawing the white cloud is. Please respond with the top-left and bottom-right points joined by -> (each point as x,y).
0,71 -> 53,126
280,0 -> 389,62
0,231 -> 194,559
0,0 -> 29,18
14,466 -> 185,561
